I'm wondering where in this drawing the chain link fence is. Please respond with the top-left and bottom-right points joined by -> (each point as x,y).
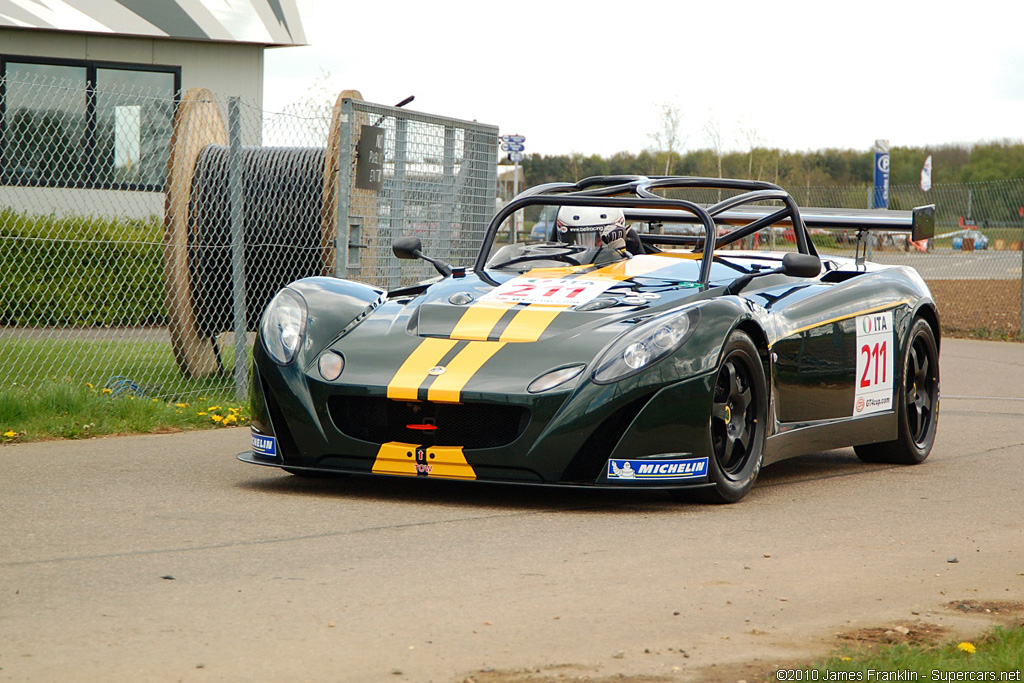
1,69 -> 1021,405
1,72 -> 498,401
802,181 -> 1024,337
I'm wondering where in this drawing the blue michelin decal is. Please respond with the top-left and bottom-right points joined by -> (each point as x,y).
607,457 -> 709,481
251,431 -> 277,458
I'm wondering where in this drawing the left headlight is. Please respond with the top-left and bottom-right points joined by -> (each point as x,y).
261,288 -> 308,365
592,307 -> 700,383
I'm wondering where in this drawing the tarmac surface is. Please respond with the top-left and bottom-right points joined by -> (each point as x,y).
2,338 -> 1023,682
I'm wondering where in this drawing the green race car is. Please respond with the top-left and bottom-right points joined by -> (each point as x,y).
240,176 -> 939,503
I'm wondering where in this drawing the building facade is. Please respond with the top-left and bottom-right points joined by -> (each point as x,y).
0,0 -> 305,216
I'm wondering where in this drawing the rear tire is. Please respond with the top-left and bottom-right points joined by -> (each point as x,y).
854,318 -> 939,464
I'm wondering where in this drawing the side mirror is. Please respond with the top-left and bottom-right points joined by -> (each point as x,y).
391,235 -> 452,277
781,252 -> 821,278
392,236 -> 422,260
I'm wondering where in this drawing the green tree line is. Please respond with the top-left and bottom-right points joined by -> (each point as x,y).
519,140 -> 1024,191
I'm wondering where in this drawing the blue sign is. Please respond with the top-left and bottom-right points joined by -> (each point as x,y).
501,142 -> 525,152
873,140 -> 890,209
252,432 -> 277,457
504,134 -> 525,143
607,457 -> 709,481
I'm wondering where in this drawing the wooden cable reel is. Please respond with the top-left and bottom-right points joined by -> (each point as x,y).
163,88 -> 359,379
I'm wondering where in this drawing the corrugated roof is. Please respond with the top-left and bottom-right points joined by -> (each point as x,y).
0,0 -> 306,46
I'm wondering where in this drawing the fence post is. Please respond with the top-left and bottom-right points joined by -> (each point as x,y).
391,117 -> 408,290
335,98 -> 354,279
228,97 -> 248,401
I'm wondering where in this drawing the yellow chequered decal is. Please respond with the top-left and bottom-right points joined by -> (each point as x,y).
372,442 -> 476,480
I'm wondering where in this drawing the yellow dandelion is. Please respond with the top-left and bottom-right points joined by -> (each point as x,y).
176,403 -> 188,408
197,412 -> 207,416
3,429 -> 17,439
840,657 -> 852,662
208,405 -> 222,412
957,642 -> 976,654
86,383 -> 94,389
101,388 -> 112,395
211,414 -> 223,423
223,415 -> 238,425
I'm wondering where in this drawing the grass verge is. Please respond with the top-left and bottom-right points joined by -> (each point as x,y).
1,377 -> 247,443
808,624 -> 1024,678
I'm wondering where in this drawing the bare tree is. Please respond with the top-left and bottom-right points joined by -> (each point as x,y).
738,114 -> 762,180
647,103 -> 684,175
703,116 -> 724,180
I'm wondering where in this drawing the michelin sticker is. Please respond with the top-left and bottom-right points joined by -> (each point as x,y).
252,432 -> 277,457
608,457 -> 709,481
854,310 -> 894,416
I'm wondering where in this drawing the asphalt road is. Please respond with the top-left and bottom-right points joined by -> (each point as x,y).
2,338 -> 1023,683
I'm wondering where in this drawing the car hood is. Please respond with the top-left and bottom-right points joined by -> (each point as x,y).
326,255 -> 709,402
409,256 -> 705,344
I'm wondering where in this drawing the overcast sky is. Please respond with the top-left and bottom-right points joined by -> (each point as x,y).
263,0 -> 1024,158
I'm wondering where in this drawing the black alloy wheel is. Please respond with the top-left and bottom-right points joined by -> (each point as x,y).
855,318 -> 939,464
675,330 -> 767,504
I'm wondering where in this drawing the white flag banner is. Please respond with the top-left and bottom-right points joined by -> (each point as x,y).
920,155 -> 933,191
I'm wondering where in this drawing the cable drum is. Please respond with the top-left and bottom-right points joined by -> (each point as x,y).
187,145 -> 329,337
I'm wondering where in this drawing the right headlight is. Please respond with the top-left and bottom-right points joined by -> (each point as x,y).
261,288 -> 307,365
592,307 -> 700,383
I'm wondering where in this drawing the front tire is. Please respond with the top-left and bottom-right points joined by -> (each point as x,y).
676,330 -> 768,504
854,318 -> 939,464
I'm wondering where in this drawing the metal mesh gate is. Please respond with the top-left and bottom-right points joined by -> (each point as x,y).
332,98 -> 498,289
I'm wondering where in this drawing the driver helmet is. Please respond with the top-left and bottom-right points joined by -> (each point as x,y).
555,206 -> 627,250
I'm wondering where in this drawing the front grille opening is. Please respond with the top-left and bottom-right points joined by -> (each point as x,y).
329,396 -> 530,449
261,376 -> 300,459
560,395 -> 650,482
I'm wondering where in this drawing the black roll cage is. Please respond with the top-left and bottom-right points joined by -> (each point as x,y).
477,175 -> 936,284
476,176 -> 813,287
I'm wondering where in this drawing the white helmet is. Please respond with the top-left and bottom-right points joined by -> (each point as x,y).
555,206 -> 627,250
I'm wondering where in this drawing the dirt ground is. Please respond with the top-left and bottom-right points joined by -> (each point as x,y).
459,602 -> 1024,683
927,279 -> 1023,337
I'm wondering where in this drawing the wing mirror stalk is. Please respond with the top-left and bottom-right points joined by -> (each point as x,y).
392,236 -> 453,277
725,252 -> 821,295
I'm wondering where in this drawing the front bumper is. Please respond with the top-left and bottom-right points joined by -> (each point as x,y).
242,342 -> 718,490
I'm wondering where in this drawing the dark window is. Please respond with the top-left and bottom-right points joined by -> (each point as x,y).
0,57 -> 179,190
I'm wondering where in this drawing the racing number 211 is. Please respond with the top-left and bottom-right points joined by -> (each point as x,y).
859,341 -> 888,388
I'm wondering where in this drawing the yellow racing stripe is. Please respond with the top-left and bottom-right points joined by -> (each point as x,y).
371,442 -> 477,480
423,446 -> 477,479
372,442 -> 419,476
449,300 -> 517,341
427,341 -> 506,403
498,305 -> 566,342
386,338 -> 458,400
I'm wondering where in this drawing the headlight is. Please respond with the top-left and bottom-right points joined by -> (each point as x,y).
592,308 -> 700,383
261,288 -> 307,365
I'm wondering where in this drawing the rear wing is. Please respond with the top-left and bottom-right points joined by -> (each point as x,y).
625,204 -> 936,243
